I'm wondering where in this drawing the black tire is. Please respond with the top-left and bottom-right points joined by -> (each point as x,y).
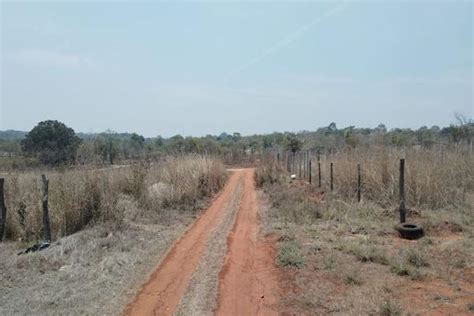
396,223 -> 424,240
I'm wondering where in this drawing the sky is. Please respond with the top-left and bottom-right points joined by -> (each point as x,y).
0,1 -> 472,137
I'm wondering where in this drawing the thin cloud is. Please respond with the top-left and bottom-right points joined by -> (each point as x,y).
5,49 -> 94,69
227,1 -> 350,79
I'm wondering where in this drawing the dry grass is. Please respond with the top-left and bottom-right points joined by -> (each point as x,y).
257,149 -> 474,315
278,146 -> 474,209
0,155 -> 228,315
0,220 -> 192,316
2,155 -> 227,241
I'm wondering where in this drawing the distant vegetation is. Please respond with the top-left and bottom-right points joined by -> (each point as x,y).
0,116 -> 473,169
21,120 -> 81,166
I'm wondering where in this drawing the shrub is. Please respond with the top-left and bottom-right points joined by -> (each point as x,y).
21,120 -> 81,166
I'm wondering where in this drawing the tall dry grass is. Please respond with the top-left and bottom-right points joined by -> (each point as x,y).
260,146 -> 474,210
2,155 -> 227,241
327,147 -> 473,209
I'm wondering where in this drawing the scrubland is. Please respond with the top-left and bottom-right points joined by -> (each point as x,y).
0,156 -> 227,315
256,147 -> 474,315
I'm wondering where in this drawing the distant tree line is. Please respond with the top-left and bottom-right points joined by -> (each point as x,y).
0,116 -> 472,168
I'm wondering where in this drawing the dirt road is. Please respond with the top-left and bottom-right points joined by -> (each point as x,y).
124,169 -> 280,316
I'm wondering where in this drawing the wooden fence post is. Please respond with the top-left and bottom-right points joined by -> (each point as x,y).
330,162 -> 334,192
318,162 -> 321,188
309,160 -> 312,184
357,164 -> 361,202
0,178 -> 7,241
399,159 -> 406,223
41,175 -> 52,241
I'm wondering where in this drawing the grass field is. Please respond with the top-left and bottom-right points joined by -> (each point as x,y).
256,147 -> 474,315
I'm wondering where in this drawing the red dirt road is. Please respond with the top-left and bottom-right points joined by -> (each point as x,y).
124,169 -> 279,316
215,169 -> 280,316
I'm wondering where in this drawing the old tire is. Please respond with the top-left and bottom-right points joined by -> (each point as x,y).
396,223 -> 424,240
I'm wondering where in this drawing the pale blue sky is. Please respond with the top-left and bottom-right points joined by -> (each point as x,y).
1,1 -> 472,137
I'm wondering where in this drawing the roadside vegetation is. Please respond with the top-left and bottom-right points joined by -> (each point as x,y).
0,156 -> 227,315
256,146 -> 473,315
2,156 -> 227,241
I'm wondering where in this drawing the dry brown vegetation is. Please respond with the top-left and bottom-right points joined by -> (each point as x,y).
256,147 -> 474,315
2,155 -> 227,241
0,155 -> 228,315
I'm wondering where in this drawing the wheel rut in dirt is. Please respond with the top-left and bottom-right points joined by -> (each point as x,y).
215,168 -> 280,316
124,168 -> 279,316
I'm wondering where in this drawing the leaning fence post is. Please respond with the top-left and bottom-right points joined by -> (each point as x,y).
399,159 -> 406,223
357,164 -> 361,202
0,178 -> 7,241
41,175 -> 52,241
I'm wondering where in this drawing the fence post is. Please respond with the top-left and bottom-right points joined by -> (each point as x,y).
357,164 -> 361,202
330,162 -> 334,192
41,175 -> 52,241
318,162 -> 321,188
309,160 -> 312,184
0,178 -> 7,241
399,159 -> 406,223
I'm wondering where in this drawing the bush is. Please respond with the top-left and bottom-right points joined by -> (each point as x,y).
21,120 -> 81,166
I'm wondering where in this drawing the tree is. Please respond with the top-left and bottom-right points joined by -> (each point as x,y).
22,120 -> 81,166
285,133 -> 302,153
94,134 -> 119,164
129,133 -> 145,157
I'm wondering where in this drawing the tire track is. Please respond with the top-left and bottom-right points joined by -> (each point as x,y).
123,171 -> 241,316
215,168 -> 280,316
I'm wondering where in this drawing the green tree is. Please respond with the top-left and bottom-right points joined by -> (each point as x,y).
285,133 -> 302,153
21,120 -> 81,166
